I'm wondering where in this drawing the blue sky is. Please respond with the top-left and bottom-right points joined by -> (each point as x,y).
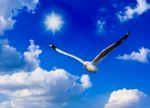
0,0 -> 150,107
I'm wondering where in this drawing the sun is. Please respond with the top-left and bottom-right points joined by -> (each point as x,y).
45,12 -> 64,33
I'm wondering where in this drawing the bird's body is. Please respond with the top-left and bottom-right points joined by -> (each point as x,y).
49,32 -> 130,73
83,61 -> 97,72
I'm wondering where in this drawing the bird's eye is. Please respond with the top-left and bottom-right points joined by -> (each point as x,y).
84,65 -> 86,67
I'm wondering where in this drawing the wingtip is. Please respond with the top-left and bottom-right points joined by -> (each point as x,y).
126,32 -> 131,36
123,32 -> 130,40
49,44 -> 52,47
49,44 -> 56,50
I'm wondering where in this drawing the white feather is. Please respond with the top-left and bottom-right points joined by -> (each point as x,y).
55,48 -> 84,64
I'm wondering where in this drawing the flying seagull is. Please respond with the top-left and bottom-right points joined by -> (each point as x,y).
49,32 -> 130,73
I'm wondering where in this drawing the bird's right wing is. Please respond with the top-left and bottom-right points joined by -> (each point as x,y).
91,32 -> 130,65
49,44 -> 85,64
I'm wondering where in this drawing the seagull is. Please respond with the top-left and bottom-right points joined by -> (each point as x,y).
49,32 -> 130,73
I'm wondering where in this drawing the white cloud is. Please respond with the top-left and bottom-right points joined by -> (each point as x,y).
117,47 -> 150,63
104,88 -> 147,108
0,16 -> 15,35
0,39 -> 41,72
118,0 -> 150,21
96,20 -> 105,34
0,39 -> 23,72
0,67 -> 92,108
24,40 -> 42,71
0,0 -> 39,35
80,75 -> 92,89
0,39 -> 92,108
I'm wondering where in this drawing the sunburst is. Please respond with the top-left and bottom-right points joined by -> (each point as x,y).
45,12 -> 63,33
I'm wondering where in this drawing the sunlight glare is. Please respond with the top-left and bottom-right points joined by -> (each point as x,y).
45,12 -> 63,33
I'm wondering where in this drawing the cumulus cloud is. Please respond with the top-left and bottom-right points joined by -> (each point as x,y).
0,39 -> 41,72
0,39 -> 24,72
0,38 -> 92,108
0,67 -> 92,108
24,40 -> 42,71
118,0 -> 150,21
80,75 -> 92,89
104,88 -> 147,108
117,47 -> 150,63
0,16 -> 15,35
0,0 -> 39,35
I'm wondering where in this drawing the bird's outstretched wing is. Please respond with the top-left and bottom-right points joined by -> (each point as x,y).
49,44 -> 84,64
91,32 -> 130,65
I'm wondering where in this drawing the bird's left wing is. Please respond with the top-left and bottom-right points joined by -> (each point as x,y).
91,32 -> 130,65
49,44 -> 85,64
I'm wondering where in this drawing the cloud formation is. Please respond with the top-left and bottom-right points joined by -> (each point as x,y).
23,40 -> 42,71
96,20 -> 106,34
118,0 -> 150,21
104,88 -> 147,108
0,39 -> 41,72
0,0 -> 39,35
117,47 -> 150,63
0,67 -> 91,108
0,39 -> 92,108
